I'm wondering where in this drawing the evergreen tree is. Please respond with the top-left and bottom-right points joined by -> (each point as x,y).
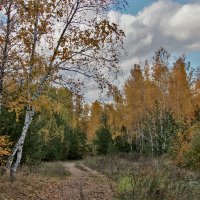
95,113 -> 113,155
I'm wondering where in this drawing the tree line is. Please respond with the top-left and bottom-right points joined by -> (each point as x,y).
2,48 -> 200,170
86,48 -> 200,168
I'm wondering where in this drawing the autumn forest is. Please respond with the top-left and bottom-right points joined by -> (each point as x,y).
1,0 -> 200,200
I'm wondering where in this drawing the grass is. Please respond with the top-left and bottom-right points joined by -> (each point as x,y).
1,161 -> 70,180
84,153 -> 200,200
35,162 -> 71,178
0,162 -> 71,200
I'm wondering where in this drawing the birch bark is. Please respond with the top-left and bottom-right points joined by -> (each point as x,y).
0,1 -> 12,113
8,109 -> 34,181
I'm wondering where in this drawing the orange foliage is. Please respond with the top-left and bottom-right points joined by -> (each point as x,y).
87,101 -> 103,141
0,136 -> 12,165
168,58 -> 194,122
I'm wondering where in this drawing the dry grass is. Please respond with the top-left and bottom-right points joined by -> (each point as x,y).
0,162 -> 71,200
0,162 -> 113,200
74,163 -> 88,172
0,172 -> 67,200
35,162 -> 71,178
84,154 -> 200,200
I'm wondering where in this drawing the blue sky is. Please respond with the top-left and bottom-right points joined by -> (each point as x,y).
126,0 -> 197,15
121,0 -> 200,69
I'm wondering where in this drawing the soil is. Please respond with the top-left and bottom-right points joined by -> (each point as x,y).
60,161 -> 114,200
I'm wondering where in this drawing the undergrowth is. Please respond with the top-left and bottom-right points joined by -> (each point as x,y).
84,153 -> 200,200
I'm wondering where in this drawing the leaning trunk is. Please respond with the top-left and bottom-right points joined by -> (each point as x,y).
5,9 -> 39,181
6,109 -> 34,181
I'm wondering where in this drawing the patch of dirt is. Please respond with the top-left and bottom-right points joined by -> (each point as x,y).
0,162 -> 114,200
62,161 -> 114,199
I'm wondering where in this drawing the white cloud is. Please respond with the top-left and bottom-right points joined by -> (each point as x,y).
85,0 -> 200,102
107,0 -> 200,77
165,4 -> 200,41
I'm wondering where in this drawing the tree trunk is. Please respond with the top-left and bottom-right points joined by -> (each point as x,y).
148,122 -> 154,156
0,1 -> 12,114
5,109 -> 34,181
5,10 -> 39,181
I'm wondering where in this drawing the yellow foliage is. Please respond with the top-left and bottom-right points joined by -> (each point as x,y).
87,101 -> 103,141
173,125 -> 199,166
0,136 -> 12,165
168,58 -> 194,122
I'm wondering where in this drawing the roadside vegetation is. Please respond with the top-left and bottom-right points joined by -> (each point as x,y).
85,154 -> 200,200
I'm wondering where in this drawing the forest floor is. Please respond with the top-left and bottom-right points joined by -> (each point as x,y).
0,161 -> 114,200
1,155 -> 200,200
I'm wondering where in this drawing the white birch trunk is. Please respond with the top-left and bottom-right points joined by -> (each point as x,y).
0,2 -> 12,114
148,122 -> 154,156
5,9 -> 39,180
3,0 -> 79,180
7,109 -> 34,181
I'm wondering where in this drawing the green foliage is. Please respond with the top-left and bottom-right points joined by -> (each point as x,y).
140,104 -> 178,155
118,176 -> 132,193
63,126 -> 87,160
23,112 -> 62,164
193,107 -> 200,124
114,134 -> 131,153
95,127 -> 113,155
0,108 -> 24,142
108,141 -> 117,154
0,108 -> 24,166
185,124 -> 200,169
22,107 -> 87,165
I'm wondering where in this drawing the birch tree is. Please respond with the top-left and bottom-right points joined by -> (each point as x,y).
0,0 -> 126,181
0,0 -> 18,113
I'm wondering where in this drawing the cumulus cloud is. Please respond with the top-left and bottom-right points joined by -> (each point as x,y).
85,0 -> 200,102
107,0 -> 200,74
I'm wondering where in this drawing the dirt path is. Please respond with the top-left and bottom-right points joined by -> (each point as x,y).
61,161 -> 114,200
63,161 -> 103,179
0,161 -> 114,200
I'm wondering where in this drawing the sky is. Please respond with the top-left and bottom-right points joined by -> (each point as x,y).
85,0 -> 200,102
124,0 -> 200,67
119,0 -> 200,68
125,0 -> 198,15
